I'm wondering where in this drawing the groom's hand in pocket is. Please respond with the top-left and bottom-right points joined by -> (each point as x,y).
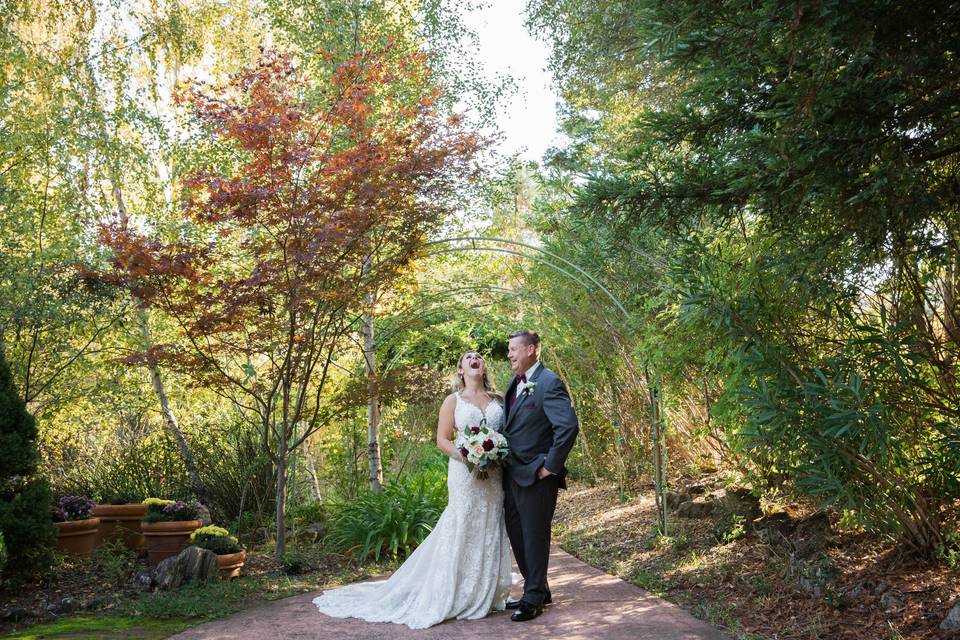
537,465 -> 554,480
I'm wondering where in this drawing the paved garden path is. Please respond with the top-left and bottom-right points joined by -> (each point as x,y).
171,547 -> 727,640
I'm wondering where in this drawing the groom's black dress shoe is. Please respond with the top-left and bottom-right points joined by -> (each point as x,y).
506,592 -> 551,609
510,601 -> 544,622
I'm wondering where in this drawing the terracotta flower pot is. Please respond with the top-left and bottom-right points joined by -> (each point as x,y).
141,520 -> 202,567
93,503 -> 148,550
54,518 -> 100,557
216,549 -> 247,579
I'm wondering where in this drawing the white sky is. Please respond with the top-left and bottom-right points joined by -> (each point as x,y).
462,0 -> 561,162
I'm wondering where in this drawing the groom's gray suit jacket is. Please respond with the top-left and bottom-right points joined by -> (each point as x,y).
502,365 -> 579,487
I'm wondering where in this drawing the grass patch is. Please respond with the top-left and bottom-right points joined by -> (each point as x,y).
2,549 -> 395,640
1,615 -> 189,640
117,576 -> 294,620
625,567 -> 668,595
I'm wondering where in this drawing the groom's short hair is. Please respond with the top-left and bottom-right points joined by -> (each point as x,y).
509,329 -> 540,350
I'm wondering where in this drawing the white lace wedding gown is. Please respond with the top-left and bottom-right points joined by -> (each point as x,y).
312,393 -> 513,629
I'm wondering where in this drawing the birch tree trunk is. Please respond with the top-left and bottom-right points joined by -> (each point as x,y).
137,310 -> 205,499
306,455 -> 322,501
362,308 -> 383,492
82,53 -> 205,501
109,179 -> 205,502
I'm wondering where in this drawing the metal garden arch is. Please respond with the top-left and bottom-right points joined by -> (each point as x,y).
419,236 -> 670,535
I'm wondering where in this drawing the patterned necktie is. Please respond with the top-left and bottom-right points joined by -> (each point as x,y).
507,374 -> 526,415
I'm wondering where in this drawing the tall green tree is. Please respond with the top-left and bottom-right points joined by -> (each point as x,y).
527,0 -> 960,553
0,341 -> 55,581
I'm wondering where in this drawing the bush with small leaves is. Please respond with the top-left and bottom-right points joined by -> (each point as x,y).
281,549 -> 319,575
0,346 -> 55,581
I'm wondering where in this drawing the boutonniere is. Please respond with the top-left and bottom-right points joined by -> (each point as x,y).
522,381 -> 537,396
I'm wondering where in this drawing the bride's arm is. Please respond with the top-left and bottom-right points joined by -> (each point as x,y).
436,394 -> 463,462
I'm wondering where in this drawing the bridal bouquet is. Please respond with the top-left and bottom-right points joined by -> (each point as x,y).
456,419 -> 510,480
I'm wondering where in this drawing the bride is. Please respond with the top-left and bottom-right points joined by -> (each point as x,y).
312,351 -> 513,629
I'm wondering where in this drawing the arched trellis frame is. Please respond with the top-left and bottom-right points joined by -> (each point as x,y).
375,284 -> 634,493
415,236 -> 670,535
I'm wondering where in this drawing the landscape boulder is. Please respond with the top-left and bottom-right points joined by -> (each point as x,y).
791,551 -> 837,597
46,597 -> 79,616
153,545 -> 219,590
665,491 -> 690,510
289,522 -> 326,544
942,601 -> 960,631
716,487 -> 761,524
676,497 -> 715,519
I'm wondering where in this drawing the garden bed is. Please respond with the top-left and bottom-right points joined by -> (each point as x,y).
0,544 -> 390,639
554,482 -> 960,640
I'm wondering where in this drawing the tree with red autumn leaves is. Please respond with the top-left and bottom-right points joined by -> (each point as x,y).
97,46 -> 483,558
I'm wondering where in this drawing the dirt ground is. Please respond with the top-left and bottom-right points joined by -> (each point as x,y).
552,483 -> 960,640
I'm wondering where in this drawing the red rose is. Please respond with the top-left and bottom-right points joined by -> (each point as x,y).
459,447 -> 469,458
482,439 -> 494,451
471,426 -> 480,434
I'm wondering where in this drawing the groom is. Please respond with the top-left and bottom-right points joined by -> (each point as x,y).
501,330 -> 579,622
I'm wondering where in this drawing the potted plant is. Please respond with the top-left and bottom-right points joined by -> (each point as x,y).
140,498 -> 203,566
52,496 -> 99,556
92,492 -> 147,550
191,525 -> 246,579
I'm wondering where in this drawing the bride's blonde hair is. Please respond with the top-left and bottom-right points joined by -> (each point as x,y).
452,351 -> 502,402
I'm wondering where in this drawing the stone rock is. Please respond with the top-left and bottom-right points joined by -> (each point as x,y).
755,511 -> 793,531
880,589 -> 905,612
755,512 -> 795,546
46,597 -> 79,615
153,546 -> 220,590
792,512 -> 832,558
791,552 -> 837,596
872,581 -> 891,595
717,487 -> 761,523
665,491 -> 689,510
1,607 -> 32,623
686,482 -> 708,496
290,522 -> 326,544
676,498 -> 715,519
796,512 -> 831,539
838,583 -> 868,607
941,602 -> 960,631
134,570 -> 155,590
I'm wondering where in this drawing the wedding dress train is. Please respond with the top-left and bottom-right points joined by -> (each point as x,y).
312,393 -> 513,629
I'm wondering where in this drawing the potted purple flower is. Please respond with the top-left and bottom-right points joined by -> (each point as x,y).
53,496 -> 99,556
140,498 -> 204,566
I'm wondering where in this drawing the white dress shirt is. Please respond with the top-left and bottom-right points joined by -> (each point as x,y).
515,361 -> 541,398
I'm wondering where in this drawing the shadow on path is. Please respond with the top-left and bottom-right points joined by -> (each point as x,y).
170,547 -> 727,639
